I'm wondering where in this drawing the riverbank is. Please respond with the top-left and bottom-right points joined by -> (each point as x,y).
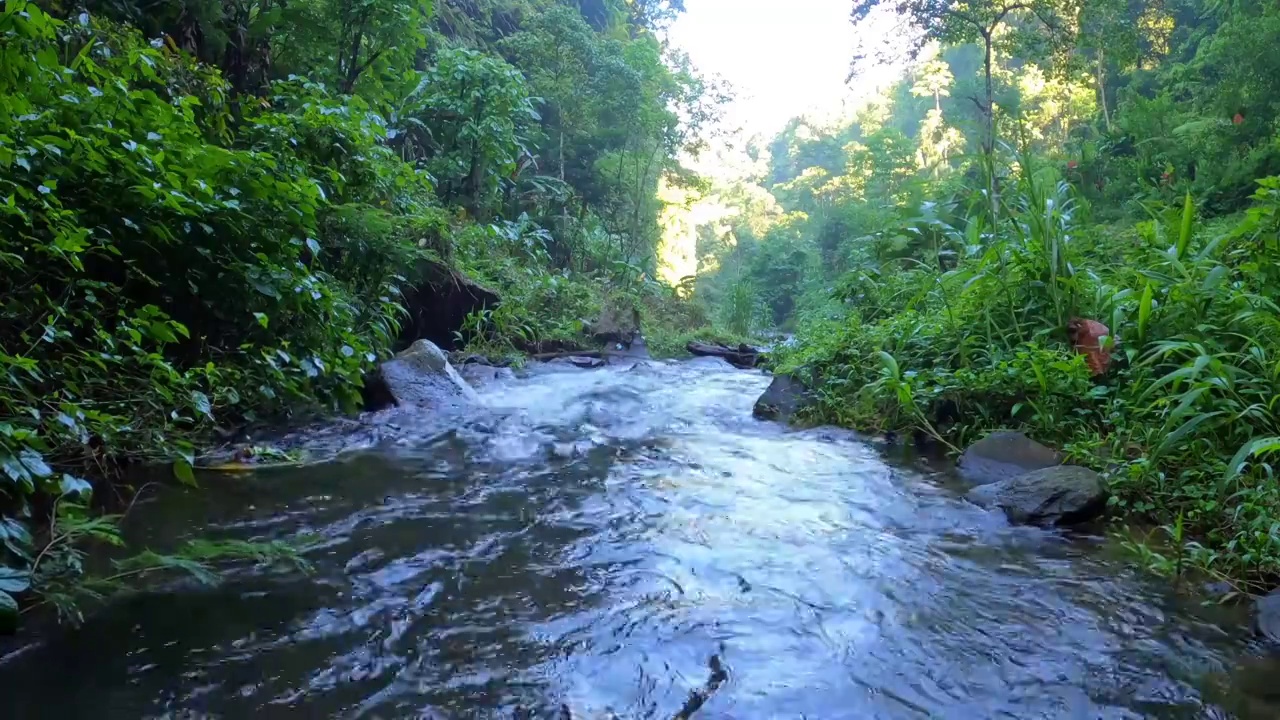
762,180 -> 1280,594
0,0 -> 733,629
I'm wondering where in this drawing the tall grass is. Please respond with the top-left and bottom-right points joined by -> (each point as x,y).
722,275 -> 758,337
776,165 -> 1280,585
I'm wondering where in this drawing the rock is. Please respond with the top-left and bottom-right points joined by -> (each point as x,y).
1256,589 -> 1280,643
453,353 -> 512,368
399,260 -> 500,350
586,302 -> 640,345
687,356 -> 735,369
364,339 -> 479,411
458,363 -> 514,387
544,355 -> 606,369
752,374 -> 814,422
957,431 -> 1062,486
611,334 -> 652,361
966,465 -> 1106,526
687,341 -> 762,369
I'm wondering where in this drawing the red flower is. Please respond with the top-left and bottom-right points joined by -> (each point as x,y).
1067,160 -> 1079,170
1234,113 -> 1245,125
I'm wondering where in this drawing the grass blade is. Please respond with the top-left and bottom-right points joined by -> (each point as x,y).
1176,191 -> 1194,260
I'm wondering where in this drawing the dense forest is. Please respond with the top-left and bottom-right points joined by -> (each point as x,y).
0,0 -> 728,623
696,0 -> 1280,587
6,0 -> 1280,629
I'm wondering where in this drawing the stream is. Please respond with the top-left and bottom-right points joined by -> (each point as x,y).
1,358 -> 1277,718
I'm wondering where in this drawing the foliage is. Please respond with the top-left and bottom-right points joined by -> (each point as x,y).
763,161 -> 1280,586
690,0 -> 1280,587
0,0 -> 717,627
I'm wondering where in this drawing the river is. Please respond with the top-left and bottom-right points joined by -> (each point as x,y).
0,358 -> 1276,718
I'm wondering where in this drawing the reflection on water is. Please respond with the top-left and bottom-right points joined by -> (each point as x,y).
0,359 -> 1273,718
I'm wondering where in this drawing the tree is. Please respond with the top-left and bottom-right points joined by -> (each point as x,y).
911,57 -> 954,113
851,0 -> 1077,213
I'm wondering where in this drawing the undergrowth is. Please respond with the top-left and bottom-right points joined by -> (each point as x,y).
773,157 -> 1280,588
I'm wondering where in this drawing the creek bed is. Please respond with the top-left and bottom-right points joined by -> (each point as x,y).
0,358 -> 1274,718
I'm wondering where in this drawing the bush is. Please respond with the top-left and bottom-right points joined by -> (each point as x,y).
0,5 -> 417,620
776,158 -> 1280,585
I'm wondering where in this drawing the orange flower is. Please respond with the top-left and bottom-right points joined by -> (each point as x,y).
1068,318 -> 1112,376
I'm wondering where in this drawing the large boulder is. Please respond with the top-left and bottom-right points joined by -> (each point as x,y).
612,334 -> 652,361
399,260 -> 500,351
957,431 -> 1062,486
1256,589 -> 1280,643
752,374 -> 814,422
586,302 -> 641,347
364,339 -> 479,411
966,465 -> 1107,526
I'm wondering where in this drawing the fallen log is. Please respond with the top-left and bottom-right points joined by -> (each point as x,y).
686,341 -> 762,368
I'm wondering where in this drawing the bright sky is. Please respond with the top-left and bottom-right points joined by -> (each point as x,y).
666,0 -> 880,140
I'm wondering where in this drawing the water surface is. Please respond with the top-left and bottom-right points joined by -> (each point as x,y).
0,359 -> 1272,718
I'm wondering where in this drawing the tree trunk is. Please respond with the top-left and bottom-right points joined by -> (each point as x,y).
983,33 -> 999,221
339,18 -> 368,94
467,96 -> 486,216
1096,50 -> 1111,132
558,129 -> 565,182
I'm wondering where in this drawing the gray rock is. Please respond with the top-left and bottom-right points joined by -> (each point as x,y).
966,465 -> 1106,526
548,355 -> 606,369
612,334 -> 652,361
1256,589 -> 1280,643
366,339 -> 479,410
957,431 -> 1062,486
458,362 -> 514,387
752,374 -> 814,422
687,341 -> 762,368
587,303 -> 641,345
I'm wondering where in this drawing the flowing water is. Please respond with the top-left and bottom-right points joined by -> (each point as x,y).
1,358 -> 1277,718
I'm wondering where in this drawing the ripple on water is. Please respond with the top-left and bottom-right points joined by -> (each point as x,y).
0,361 -> 1270,719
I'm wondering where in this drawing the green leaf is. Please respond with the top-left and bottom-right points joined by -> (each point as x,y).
149,322 -> 178,344
0,590 -> 16,618
252,280 -> 280,298
253,312 -> 269,329
877,351 -> 901,381
173,459 -> 198,487
1137,283 -> 1153,344
1,455 -> 30,485
59,474 -> 92,498
18,448 -> 51,479
1155,411 -> 1223,459
1175,192 -> 1194,260
1224,436 -> 1280,486
190,391 -> 212,417
0,519 -> 32,561
0,567 -> 30,594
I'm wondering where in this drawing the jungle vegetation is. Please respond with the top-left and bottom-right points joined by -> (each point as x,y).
0,0 -> 724,625
7,0 -> 1280,629
695,0 -> 1280,588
